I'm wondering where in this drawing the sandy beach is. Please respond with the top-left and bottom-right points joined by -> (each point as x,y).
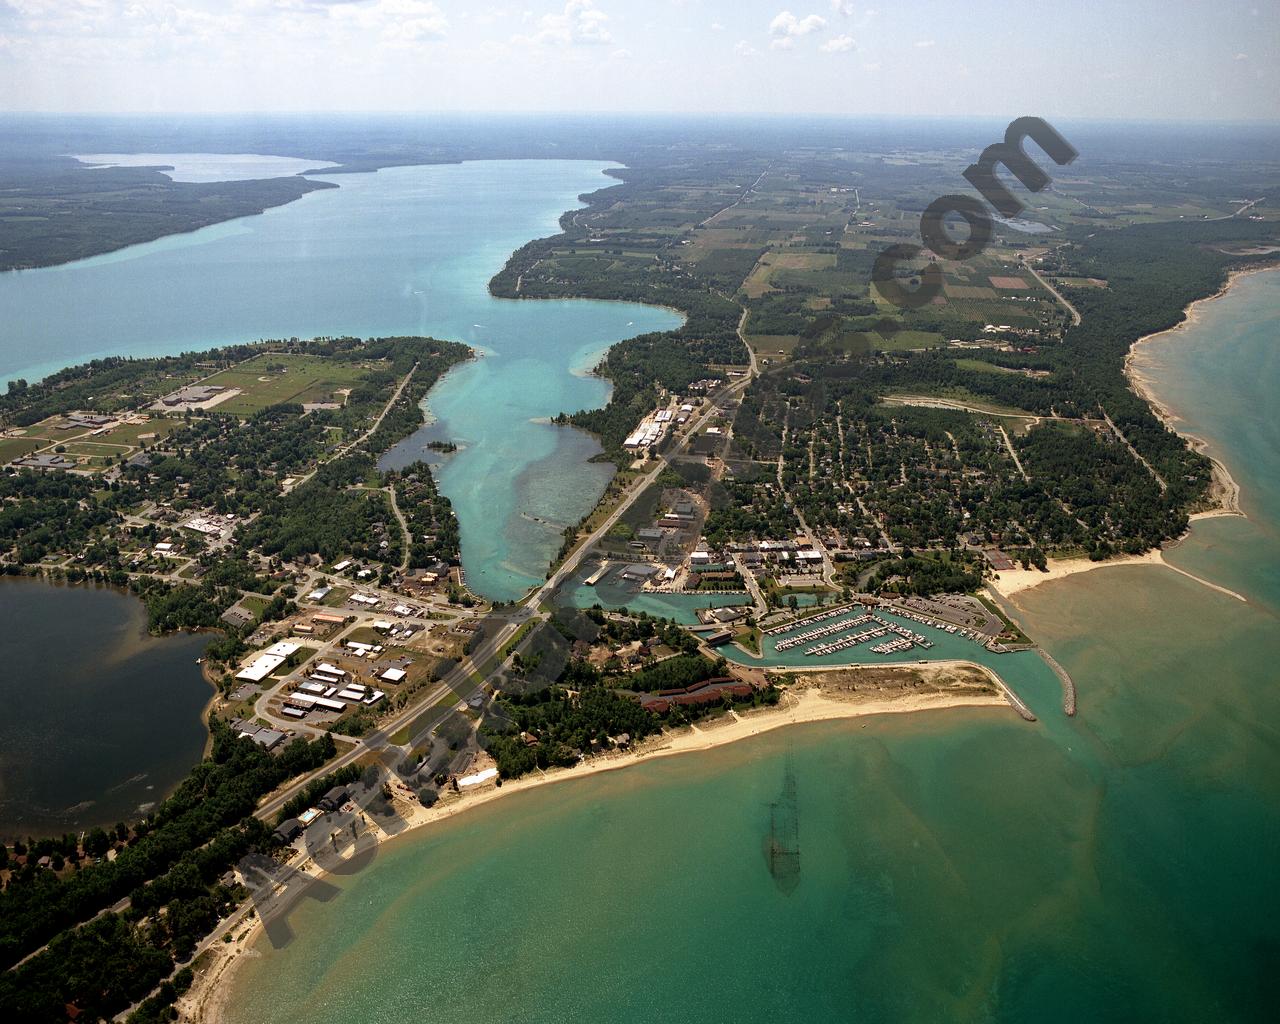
1125,265 -> 1280,518
988,265 -> 1280,605
986,550 -> 1166,597
183,677 -> 1009,1022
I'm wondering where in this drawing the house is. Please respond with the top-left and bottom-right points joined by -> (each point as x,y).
318,786 -> 350,812
273,819 -> 304,844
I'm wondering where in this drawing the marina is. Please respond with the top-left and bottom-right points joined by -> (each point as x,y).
766,605 -> 939,658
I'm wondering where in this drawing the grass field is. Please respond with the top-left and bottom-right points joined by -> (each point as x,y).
874,329 -> 944,352
60,440 -> 132,457
199,353 -> 377,414
321,586 -> 355,607
1053,276 -> 1108,288
92,417 -> 181,445
746,334 -> 801,361
240,595 -> 271,617
0,437 -> 42,462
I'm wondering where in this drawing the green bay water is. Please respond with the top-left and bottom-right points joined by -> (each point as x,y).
223,271 -> 1280,1023
0,159 -> 681,600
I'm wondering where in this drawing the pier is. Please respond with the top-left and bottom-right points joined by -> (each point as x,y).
583,562 -> 612,586
763,603 -> 859,637
1038,647 -> 1077,716
774,612 -> 873,651
883,603 -> 1000,651
785,613 -> 935,658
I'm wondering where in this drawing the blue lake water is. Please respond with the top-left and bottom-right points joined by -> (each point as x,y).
0,578 -> 211,838
73,152 -> 338,182
0,160 -> 681,601
223,271 -> 1280,1024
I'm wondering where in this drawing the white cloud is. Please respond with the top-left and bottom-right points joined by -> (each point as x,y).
830,1 -> 855,15
769,11 -> 826,39
733,38 -> 759,57
514,0 -> 612,47
328,1 -> 448,46
1233,52 -> 1248,61
710,21 -> 724,31
821,33 -> 855,52
914,39 -> 935,48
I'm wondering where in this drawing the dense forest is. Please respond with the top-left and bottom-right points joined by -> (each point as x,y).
482,650 -> 772,779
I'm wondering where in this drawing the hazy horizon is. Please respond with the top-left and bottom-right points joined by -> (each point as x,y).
0,1 -> 1275,122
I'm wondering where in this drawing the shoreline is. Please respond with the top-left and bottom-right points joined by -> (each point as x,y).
993,263 -> 1278,604
186,680 -> 1009,1023
1125,264 -> 1280,519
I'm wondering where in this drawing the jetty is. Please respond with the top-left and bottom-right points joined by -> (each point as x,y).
1038,647 -> 1077,716
765,753 -> 800,895
997,678 -> 1038,722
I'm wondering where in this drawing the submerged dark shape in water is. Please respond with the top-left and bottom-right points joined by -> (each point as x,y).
765,749 -> 801,895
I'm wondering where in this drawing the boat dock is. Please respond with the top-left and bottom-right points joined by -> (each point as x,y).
787,613 -> 934,658
884,603 -> 1000,651
764,603 -> 859,637
775,613 -> 874,651
583,562 -> 612,586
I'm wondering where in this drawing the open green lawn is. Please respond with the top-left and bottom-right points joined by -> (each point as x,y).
93,417 -> 181,445
59,440 -> 132,456
0,437 -> 42,462
240,595 -> 270,616
746,334 -> 800,361
199,353 -> 378,414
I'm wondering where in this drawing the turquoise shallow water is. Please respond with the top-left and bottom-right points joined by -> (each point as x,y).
557,574 -> 752,624
223,270 -> 1280,1023
0,160 -> 680,601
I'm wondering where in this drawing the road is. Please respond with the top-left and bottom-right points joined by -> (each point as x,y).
250,293 -> 767,820
1100,407 -> 1168,492
1024,260 -> 1081,327
114,303 -> 763,1015
998,424 -> 1031,482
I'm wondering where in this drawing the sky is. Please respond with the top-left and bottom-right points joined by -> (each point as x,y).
0,0 -> 1276,120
